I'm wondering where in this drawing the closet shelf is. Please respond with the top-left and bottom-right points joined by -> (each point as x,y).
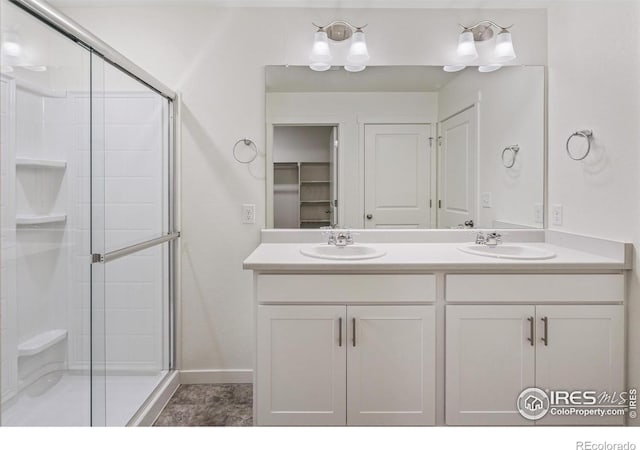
16,214 -> 67,226
300,220 -> 331,223
16,158 -> 67,169
300,181 -> 330,184
300,200 -> 330,204
18,329 -> 68,357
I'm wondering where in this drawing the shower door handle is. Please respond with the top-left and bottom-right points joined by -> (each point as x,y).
91,232 -> 180,264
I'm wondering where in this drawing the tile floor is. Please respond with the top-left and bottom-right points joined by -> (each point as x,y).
153,383 -> 253,426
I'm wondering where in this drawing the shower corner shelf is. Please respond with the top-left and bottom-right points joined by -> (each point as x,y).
16,214 -> 67,226
16,158 -> 67,169
18,329 -> 68,357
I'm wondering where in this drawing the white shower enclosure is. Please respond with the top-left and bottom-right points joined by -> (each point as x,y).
0,0 -> 178,426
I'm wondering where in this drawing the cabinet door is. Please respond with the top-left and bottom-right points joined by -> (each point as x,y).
445,305 -> 536,425
256,305 -> 346,425
347,305 -> 435,425
535,305 -> 624,425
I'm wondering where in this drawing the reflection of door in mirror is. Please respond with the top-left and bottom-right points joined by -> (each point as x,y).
437,106 -> 478,229
273,125 -> 337,229
364,124 -> 432,228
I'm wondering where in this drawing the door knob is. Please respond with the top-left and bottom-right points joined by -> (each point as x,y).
366,214 -> 373,220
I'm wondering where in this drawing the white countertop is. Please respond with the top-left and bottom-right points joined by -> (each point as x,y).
243,241 -> 628,272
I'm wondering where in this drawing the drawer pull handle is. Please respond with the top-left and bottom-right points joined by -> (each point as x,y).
541,316 -> 549,346
338,318 -> 342,347
352,318 -> 356,347
527,316 -> 534,346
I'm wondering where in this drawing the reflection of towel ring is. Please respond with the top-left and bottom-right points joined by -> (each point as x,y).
566,130 -> 593,161
233,138 -> 258,164
502,145 -> 520,168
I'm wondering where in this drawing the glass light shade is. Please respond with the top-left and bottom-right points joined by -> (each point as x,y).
346,30 -> 370,65
443,65 -> 466,73
494,30 -> 516,62
310,62 -> 331,72
1,32 -> 21,57
456,30 -> 478,63
344,64 -> 366,73
310,30 -> 331,63
478,64 -> 502,73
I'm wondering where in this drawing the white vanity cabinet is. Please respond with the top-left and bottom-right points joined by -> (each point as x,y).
445,274 -> 625,426
255,274 -> 436,426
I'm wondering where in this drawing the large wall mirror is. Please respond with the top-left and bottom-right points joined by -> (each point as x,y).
265,65 -> 545,230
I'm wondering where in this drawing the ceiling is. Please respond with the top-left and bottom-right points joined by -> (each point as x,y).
265,65 -> 460,93
48,0 -> 589,8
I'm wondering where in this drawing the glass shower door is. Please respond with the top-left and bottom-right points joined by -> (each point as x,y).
90,53 -> 173,426
0,0 -> 92,426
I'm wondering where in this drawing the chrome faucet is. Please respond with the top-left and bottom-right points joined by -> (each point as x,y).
485,231 -> 502,247
475,231 -> 502,246
324,229 -> 354,247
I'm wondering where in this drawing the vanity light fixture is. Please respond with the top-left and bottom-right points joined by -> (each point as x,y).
309,21 -> 369,72
309,27 -> 332,72
447,20 -> 516,72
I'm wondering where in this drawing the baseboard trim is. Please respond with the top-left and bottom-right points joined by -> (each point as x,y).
179,369 -> 253,384
128,371 -> 180,427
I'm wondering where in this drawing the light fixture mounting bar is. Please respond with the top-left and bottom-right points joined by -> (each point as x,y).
312,20 -> 368,42
458,20 -> 513,42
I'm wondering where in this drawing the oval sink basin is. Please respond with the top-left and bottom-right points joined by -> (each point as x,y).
458,244 -> 556,260
300,244 -> 386,260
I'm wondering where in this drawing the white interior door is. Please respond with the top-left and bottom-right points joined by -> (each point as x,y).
438,107 -> 478,228
445,305 -> 536,425
535,305 -> 625,426
329,126 -> 338,226
256,305 -> 346,426
364,124 -> 431,228
347,305 -> 436,425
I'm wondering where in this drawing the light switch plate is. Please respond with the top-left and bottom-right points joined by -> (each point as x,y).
534,203 -> 544,224
481,192 -> 492,208
551,204 -> 563,226
242,204 -> 255,224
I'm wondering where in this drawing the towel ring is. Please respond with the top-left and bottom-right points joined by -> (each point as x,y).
566,130 -> 593,161
502,145 -> 520,168
233,138 -> 258,164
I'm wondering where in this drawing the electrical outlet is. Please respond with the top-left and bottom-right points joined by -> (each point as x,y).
481,192 -> 492,208
242,204 -> 255,224
534,203 -> 544,224
551,204 -> 563,226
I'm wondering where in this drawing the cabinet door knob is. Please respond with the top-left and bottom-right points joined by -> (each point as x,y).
366,214 -> 373,220
338,318 -> 342,347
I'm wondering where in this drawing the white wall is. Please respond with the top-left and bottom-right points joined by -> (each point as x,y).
59,6 -> 548,377
438,66 -> 544,228
546,3 -> 640,425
